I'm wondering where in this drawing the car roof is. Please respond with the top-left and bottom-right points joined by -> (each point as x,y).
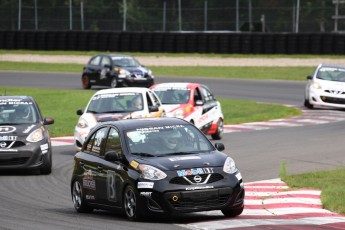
151,82 -> 200,89
0,95 -> 34,101
98,54 -> 133,58
93,87 -> 152,96
101,117 -> 189,131
318,63 -> 345,69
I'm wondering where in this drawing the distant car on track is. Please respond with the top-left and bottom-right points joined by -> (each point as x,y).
150,82 -> 224,140
0,96 -> 54,174
74,87 -> 164,150
304,64 -> 345,109
71,117 -> 244,221
81,54 -> 155,89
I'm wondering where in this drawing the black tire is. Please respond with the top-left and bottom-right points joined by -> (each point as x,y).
71,180 -> 93,213
221,206 -> 244,217
304,99 -> 314,109
40,152 -> 52,175
110,78 -> 118,88
82,75 -> 91,89
123,185 -> 143,221
211,119 -> 223,140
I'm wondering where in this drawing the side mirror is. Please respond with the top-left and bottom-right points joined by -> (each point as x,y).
105,150 -> 121,162
149,105 -> 159,112
44,117 -> 54,125
214,143 -> 225,151
307,75 -> 313,80
76,109 -> 84,116
195,100 -> 204,106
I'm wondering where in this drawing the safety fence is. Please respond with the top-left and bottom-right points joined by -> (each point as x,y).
0,31 -> 344,55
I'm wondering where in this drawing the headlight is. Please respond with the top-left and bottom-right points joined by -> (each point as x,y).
26,128 -> 44,142
223,157 -> 237,174
173,108 -> 185,118
148,69 -> 152,75
119,69 -> 130,78
312,81 -> 322,89
139,164 -> 167,180
77,118 -> 88,128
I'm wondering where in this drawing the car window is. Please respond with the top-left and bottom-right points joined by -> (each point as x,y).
317,67 -> 345,82
104,128 -> 123,156
126,124 -> 214,156
85,127 -> 109,156
89,56 -> 101,66
100,56 -> 111,67
201,86 -> 215,102
153,88 -> 189,104
87,93 -> 143,113
194,87 -> 203,103
146,92 -> 153,107
149,91 -> 162,106
0,99 -> 38,124
111,57 -> 140,67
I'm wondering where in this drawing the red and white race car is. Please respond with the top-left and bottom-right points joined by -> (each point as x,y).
150,82 -> 224,139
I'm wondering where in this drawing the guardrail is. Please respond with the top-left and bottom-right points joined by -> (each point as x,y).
0,31 -> 344,54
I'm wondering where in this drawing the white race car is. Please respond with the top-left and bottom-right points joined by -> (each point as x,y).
74,87 -> 164,150
304,64 -> 345,109
150,82 -> 224,140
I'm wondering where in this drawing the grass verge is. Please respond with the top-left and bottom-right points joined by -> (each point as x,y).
1,86 -> 301,137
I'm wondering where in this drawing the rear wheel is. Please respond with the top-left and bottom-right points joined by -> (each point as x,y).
211,119 -> 223,140
82,75 -> 91,89
304,99 -> 314,109
123,185 -> 143,221
72,180 -> 93,213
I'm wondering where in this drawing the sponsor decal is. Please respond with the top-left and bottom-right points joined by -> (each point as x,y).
40,143 -> 49,154
177,167 -> 214,177
85,195 -> 95,200
0,141 -> 15,149
83,170 -> 96,190
137,182 -> 154,189
140,192 -> 152,197
23,125 -> 35,134
169,156 -> 201,161
0,98 -> 32,105
0,136 -> 17,141
130,160 -> 139,169
236,172 -> 242,181
0,126 -> 16,134
0,149 -> 18,152
185,185 -> 214,191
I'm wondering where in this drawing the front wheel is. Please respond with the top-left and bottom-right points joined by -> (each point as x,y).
211,119 -> 223,140
71,180 -> 93,213
123,185 -> 143,221
40,152 -> 52,175
110,78 -> 118,88
221,206 -> 244,217
304,99 -> 314,109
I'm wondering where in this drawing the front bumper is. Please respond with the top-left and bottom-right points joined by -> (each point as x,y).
118,77 -> 154,87
0,140 -> 51,170
308,88 -> 345,108
137,172 -> 244,214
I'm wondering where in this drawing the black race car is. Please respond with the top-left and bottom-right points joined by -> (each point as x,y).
0,96 -> 54,174
81,54 -> 155,89
71,117 -> 244,221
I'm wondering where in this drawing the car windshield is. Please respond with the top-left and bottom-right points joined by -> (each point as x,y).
0,100 -> 38,124
112,57 -> 140,67
153,88 -> 190,104
126,124 -> 214,157
87,92 -> 144,113
316,67 -> 345,82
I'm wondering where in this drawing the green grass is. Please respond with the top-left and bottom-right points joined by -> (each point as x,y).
0,87 -> 301,137
281,163 -> 345,215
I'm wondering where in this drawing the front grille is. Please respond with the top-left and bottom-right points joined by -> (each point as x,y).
0,141 -> 26,148
325,90 -> 345,95
321,96 -> 345,104
166,188 -> 232,210
0,157 -> 29,166
169,173 -> 224,185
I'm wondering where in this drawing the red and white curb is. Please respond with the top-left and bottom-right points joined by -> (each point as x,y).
223,108 -> 345,133
177,178 -> 345,229
51,136 -> 74,146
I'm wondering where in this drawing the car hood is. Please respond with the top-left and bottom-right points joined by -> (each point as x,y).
94,113 -> 128,122
125,66 -> 150,74
134,151 -> 228,171
0,123 -> 40,138
161,104 -> 185,113
316,79 -> 345,91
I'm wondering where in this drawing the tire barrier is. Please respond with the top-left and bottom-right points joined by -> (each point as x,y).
1,30 -> 345,54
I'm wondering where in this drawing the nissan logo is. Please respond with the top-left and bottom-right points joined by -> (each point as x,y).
0,126 -> 16,134
193,175 -> 202,183
0,142 -> 7,148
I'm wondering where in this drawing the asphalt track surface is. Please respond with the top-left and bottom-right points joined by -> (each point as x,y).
1,71 -> 345,229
